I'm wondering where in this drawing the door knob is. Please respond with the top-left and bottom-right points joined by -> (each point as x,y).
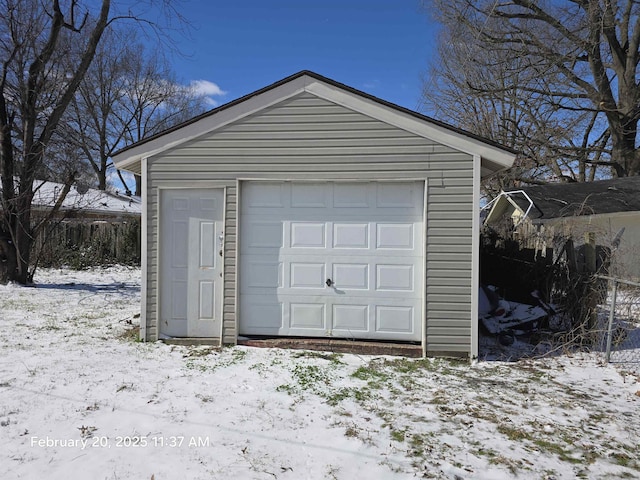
326,278 -> 333,287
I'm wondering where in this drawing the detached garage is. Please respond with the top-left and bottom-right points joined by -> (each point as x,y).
112,71 -> 516,358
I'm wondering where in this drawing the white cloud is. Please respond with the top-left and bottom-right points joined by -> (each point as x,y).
190,79 -> 227,97
202,97 -> 219,108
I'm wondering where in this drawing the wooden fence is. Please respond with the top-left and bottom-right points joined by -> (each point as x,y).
34,219 -> 141,268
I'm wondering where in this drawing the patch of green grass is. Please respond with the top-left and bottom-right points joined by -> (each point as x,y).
497,423 -> 530,442
382,357 -> 437,374
1,299 -> 34,312
184,347 -> 246,372
532,438 -> 582,464
292,351 -> 345,365
407,432 -> 439,464
390,428 -> 406,443
351,364 -> 390,382
183,346 -> 218,358
588,412 -> 610,423
473,447 -> 498,460
325,388 -> 355,406
275,383 -> 296,395
487,454 -> 523,475
611,451 -> 634,468
184,359 -> 209,372
398,375 -> 417,391
248,362 -> 269,373
276,363 -> 333,398
229,348 -> 247,363
291,364 -> 331,392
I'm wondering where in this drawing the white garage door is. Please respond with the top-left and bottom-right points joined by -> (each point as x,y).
239,181 -> 424,341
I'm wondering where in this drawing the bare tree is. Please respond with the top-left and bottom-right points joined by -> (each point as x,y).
423,0 -> 640,189
0,0 -> 111,284
66,26 -> 208,194
114,42 -> 208,196
0,0 -> 185,284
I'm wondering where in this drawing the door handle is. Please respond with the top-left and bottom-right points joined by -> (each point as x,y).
326,278 -> 333,287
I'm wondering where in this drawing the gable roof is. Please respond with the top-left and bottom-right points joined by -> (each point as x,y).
506,176 -> 640,220
112,70 -> 517,176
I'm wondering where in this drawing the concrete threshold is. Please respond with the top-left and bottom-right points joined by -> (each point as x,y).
161,337 -> 221,346
237,337 -> 423,358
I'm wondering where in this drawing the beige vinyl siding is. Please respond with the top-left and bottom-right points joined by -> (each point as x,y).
145,92 -> 475,354
222,185 -> 237,344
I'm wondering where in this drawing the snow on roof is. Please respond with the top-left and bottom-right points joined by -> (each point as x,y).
27,180 -> 141,216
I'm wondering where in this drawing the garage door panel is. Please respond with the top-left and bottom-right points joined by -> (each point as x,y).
332,263 -> 369,289
334,183 -> 370,208
376,264 -> 414,292
377,182 -> 417,208
245,221 -> 284,248
376,223 -> 414,249
332,304 -> 369,331
290,222 -> 326,248
243,260 -> 283,288
332,223 -> 369,249
244,182 -> 285,208
240,181 -> 424,341
376,305 -> 414,334
290,303 -> 326,329
291,183 -> 327,208
290,262 -> 326,288
242,300 -> 283,331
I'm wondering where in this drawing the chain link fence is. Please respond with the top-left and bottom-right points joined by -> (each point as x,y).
597,276 -> 640,372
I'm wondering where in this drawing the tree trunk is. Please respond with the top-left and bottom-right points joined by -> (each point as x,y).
610,117 -> 640,176
98,171 -> 106,190
0,216 -> 30,284
0,233 -> 17,284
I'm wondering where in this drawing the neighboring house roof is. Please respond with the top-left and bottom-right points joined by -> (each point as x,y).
511,176 -> 640,219
1,179 -> 141,218
112,70 -> 517,177
485,176 -> 640,225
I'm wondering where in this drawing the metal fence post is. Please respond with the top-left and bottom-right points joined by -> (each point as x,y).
605,279 -> 618,363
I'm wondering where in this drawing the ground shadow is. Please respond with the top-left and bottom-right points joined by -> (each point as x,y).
27,282 -> 140,294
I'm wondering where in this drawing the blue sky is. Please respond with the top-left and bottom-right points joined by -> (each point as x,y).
168,0 -> 439,112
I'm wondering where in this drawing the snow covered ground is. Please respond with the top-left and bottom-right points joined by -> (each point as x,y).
1,267 -> 639,480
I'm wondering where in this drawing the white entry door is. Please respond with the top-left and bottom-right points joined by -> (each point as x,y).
239,181 -> 424,341
160,188 -> 224,338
